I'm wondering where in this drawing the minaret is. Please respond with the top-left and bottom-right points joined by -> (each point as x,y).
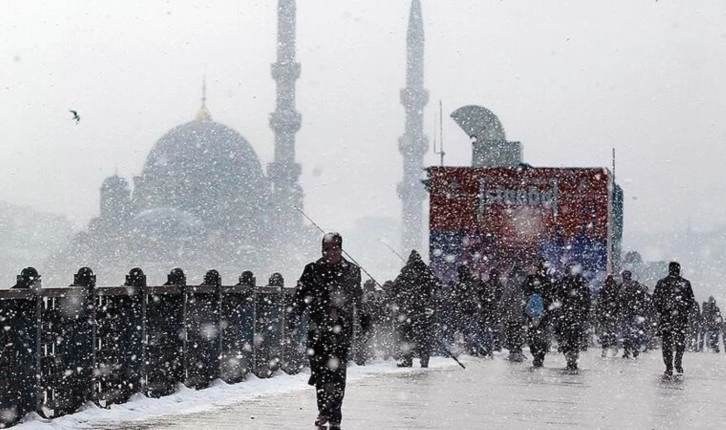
269,0 -> 303,239
398,0 -> 429,254
196,77 -> 212,121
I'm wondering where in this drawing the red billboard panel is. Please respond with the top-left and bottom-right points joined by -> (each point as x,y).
428,166 -> 612,282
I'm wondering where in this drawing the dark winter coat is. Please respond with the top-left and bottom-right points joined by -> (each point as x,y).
552,273 -> 591,331
702,301 -> 723,330
596,277 -> 620,325
453,274 -> 480,319
391,253 -> 437,318
288,257 -> 363,360
652,274 -> 696,332
617,279 -> 649,321
500,271 -> 527,325
479,279 -> 504,327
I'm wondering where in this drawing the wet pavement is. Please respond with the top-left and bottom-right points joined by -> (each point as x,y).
89,349 -> 726,429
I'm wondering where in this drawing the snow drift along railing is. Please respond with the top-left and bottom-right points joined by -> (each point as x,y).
0,272 -> 307,428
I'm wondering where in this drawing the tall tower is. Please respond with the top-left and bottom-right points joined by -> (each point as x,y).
398,0 -> 429,254
269,0 -> 303,239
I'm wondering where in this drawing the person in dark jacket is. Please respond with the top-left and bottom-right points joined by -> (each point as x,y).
479,268 -> 504,357
522,261 -> 554,368
391,250 -> 437,367
686,301 -> 702,352
652,261 -> 696,376
617,270 -> 649,359
451,265 -> 483,356
552,264 -> 591,371
701,296 -> 723,352
596,274 -> 620,357
287,233 -> 365,430
500,266 -> 528,361
699,301 -> 708,351
353,279 -> 377,365
434,280 -> 457,355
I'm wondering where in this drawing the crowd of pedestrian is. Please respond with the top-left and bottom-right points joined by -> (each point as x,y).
347,253 -> 722,381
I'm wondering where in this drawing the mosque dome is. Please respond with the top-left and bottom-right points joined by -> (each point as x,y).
133,113 -> 268,232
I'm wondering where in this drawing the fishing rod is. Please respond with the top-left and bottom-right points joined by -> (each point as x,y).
379,239 -> 406,263
294,206 -> 385,290
438,340 -> 466,369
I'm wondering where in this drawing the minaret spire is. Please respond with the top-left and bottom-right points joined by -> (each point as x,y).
399,0 -> 429,255
268,0 -> 303,239
196,76 -> 212,121
202,76 -> 207,107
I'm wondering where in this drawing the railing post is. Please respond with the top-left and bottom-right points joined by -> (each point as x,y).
0,268 -> 41,427
280,284 -> 306,375
144,268 -> 185,398
253,273 -> 284,378
33,271 -> 43,419
219,272 -> 255,383
125,268 -> 147,401
93,268 -> 145,406
183,270 -> 221,389
73,267 -> 97,408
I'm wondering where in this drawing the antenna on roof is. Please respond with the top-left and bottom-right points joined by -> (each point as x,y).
433,100 -> 445,166
432,108 -> 437,159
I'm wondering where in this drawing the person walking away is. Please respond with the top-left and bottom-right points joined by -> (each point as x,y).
699,300 -> 709,352
702,297 -> 723,352
361,284 -> 390,359
523,261 -> 555,368
687,302 -> 703,352
500,266 -> 528,362
642,287 -> 657,352
652,261 -> 696,377
287,233 -> 366,430
617,270 -> 649,358
596,275 -> 621,357
452,265 -> 483,356
352,280 -> 377,365
480,268 -> 504,357
390,250 -> 437,367
434,280 -> 457,355
552,263 -> 591,372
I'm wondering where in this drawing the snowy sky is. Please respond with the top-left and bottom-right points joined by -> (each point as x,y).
1,0 -> 725,243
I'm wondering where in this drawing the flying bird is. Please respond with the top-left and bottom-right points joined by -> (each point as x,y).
69,110 -> 80,124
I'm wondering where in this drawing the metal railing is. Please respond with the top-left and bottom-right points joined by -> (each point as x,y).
0,270 -> 306,427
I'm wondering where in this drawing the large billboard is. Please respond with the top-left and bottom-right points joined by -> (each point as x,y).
427,166 -> 613,283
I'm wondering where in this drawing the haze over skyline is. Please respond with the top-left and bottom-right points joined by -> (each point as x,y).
2,0 -> 725,252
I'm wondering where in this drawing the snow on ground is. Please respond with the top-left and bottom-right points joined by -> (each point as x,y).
15,357 -> 459,429
16,349 -> 726,429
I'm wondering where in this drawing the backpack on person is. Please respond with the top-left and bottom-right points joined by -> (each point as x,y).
525,293 -> 545,326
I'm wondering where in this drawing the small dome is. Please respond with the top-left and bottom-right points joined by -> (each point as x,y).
101,175 -> 129,191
